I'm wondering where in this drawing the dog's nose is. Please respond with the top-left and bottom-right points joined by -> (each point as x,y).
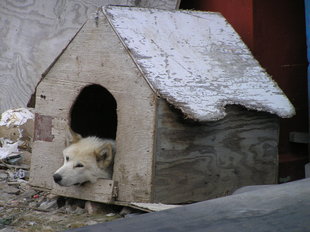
53,173 -> 62,183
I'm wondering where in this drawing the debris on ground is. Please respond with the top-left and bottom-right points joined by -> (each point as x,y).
0,176 -> 124,231
0,108 -> 142,231
129,202 -> 180,213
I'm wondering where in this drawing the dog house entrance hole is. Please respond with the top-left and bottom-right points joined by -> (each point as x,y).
70,84 -> 117,139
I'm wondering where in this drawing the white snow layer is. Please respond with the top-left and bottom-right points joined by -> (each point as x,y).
103,6 -> 295,121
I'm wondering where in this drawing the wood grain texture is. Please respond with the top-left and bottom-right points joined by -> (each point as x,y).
129,0 -> 180,9
0,0 -> 179,114
30,14 -> 157,203
52,180 -> 116,203
30,117 -> 116,202
30,7 -> 280,205
154,100 -> 279,203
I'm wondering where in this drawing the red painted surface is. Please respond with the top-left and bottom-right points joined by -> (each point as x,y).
251,1 -> 308,157
197,0 -> 254,51
180,0 -> 308,181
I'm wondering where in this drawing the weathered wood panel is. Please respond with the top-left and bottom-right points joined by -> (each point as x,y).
0,0 -> 179,114
30,117 -> 68,189
154,100 -> 279,203
30,13 -> 157,203
130,0 -> 180,9
52,180 -> 116,203
30,117 -> 116,202
30,7 -> 282,205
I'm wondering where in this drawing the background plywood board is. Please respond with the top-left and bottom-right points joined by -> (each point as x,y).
52,180 -> 116,203
154,100 -> 279,203
30,14 -> 157,203
0,0 -> 179,114
104,6 -> 295,121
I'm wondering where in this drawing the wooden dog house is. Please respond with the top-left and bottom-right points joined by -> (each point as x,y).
30,6 -> 295,204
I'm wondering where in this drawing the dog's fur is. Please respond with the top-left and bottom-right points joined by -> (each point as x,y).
53,130 -> 115,187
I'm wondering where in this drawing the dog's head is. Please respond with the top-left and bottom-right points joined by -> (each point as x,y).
53,129 -> 115,187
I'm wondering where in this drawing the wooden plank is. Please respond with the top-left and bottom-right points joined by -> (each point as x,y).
154,100 -> 279,203
131,0 -> 180,9
30,117 -> 68,189
31,13 -> 157,203
35,78 -> 85,118
65,179 -> 310,232
52,180 -> 116,203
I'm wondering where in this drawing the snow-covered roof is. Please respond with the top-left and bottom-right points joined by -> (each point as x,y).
103,6 -> 295,121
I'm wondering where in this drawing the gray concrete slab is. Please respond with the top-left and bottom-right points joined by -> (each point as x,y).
66,178 -> 310,232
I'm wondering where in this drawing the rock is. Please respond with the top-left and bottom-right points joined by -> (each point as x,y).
41,225 -> 53,232
73,207 -> 86,214
66,223 -> 87,229
0,171 -> 8,180
106,213 -> 116,217
0,192 -> 14,202
18,182 -> 33,193
3,184 -> 19,195
86,220 -> 99,226
0,127 -> 21,141
20,151 -> 31,166
28,201 -> 38,208
119,207 -> 133,217
0,216 -> 14,228
0,227 -> 20,232
46,193 -> 59,200
120,206 -> 144,218
85,201 -> 103,214
27,221 -> 36,226
38,199 -> 58,211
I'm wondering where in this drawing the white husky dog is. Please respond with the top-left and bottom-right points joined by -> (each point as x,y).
53,129 -> 115,186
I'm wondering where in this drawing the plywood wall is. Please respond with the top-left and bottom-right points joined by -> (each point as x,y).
30,13 -> 157,203
154,100 -> 279,203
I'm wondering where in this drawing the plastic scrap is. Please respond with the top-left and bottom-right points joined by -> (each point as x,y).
0,138 -> 21,160
0,108 -> 34,127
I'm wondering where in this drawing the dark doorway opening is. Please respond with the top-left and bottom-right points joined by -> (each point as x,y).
70,84 -> 117,140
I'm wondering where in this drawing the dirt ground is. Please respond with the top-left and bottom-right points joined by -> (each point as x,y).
0,165 -> 139,232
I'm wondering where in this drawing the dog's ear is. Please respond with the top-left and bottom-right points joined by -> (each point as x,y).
95,142 -> 114,169
65,126 -> 82,146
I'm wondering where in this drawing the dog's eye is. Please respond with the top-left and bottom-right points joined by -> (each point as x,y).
75,163 -> 84,168
65,156 -> 69,161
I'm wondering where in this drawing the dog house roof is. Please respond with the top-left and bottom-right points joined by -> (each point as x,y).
103,6 -> 295,121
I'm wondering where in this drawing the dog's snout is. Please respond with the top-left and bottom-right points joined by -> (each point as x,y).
53,173 -> 62,183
